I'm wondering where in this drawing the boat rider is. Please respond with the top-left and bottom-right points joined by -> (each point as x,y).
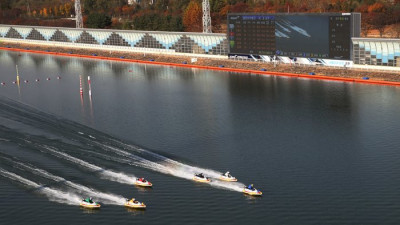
247,184 -> 254,190
224,171 -> 231,177
84,197 -> 93,203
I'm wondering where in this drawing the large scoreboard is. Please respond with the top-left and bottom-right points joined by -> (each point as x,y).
228,13 -> 361,60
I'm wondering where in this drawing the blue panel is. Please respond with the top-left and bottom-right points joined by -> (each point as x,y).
369,42 -> 376,55
365,42 -> 370,51
382,56 -> 388,63
394,43 -> 400,56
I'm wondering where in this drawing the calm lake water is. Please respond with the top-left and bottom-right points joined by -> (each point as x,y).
0,50 -> 400,225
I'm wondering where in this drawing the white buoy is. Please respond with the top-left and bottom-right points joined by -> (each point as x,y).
79,75 -> 83,95
88,76 -> 92,96
16,65 -> 20,85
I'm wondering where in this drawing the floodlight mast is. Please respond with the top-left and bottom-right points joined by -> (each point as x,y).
75,0 -> 83,28
202,0 -> 212,33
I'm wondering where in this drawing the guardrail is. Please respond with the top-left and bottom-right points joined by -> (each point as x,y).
229,57 -> 400,73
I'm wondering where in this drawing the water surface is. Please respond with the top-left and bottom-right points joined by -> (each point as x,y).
0,51 -> 399,225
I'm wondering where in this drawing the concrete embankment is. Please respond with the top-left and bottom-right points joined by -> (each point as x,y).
1,41 -> 399,85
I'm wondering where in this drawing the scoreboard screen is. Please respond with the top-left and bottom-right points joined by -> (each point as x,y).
228,13 -> 360,60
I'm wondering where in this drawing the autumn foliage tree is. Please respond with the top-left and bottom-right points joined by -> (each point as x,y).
183,0 -> 202,32
1,0 -> 400,37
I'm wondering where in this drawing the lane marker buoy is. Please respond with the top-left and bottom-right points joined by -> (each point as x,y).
46,78 -> 50,81
1,82 -> 5,85
24,80 -> 28,83
57,76 -> 61,80
88,76 -> 92,96
35,79 -> 39,82
79,75 -> 83,95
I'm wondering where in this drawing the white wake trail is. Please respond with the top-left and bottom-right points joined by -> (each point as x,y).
90,140 -> 246,192
0,168 -> 81,205
38,144 -> 136,185
112,140 -> 226,178
9,160 -> 126,205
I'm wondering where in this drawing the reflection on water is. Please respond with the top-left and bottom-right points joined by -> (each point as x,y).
244,194 -> 263,204
125,207 -> 146,215
81,208 -> 101,214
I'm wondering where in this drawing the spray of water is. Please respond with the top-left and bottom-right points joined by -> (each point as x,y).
0,168 -> 81,205
0,156 -> 127,205
78,138 -> 246,192
39,145 -> 136,186
0,98 -> 248,193
96,137 -> 229,178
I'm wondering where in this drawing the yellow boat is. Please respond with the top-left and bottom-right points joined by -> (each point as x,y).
80,198 -> 101,209
134,178 -> 153,187
219,173 -> 238,182
243,187 -> 262,196
193,174 -> 211,183
124,198 -> 146,209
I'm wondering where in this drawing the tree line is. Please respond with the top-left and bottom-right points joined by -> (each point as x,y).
0,0 -> 399,37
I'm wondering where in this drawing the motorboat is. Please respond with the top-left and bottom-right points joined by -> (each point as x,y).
243,185 -> 262,196
124,198 -> 146,209
193,173 -> 211,183
80,197 -> 101,209
219,172 -> 237,182
134,178 -> 153,187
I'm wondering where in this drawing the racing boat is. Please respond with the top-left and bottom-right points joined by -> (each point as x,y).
80,197 -> 101,209
134,178 -> 153,187
193,173 -> 211,183
124,198 -> 146,209
219,171 -> 237,182
243,185 -> 262,196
